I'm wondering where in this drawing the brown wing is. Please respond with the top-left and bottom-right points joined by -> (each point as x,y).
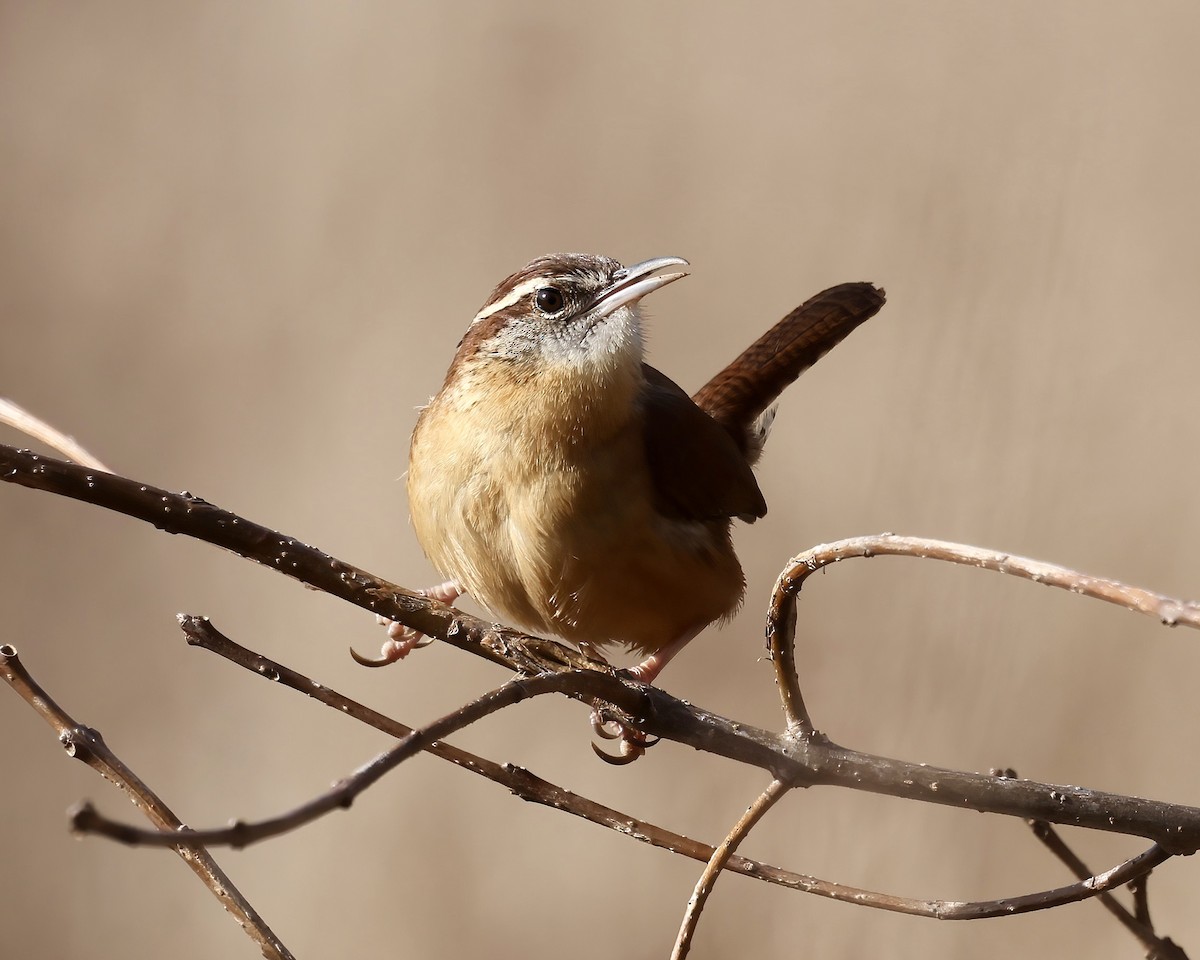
641,364 -> 767,524
693,282 -> 886,451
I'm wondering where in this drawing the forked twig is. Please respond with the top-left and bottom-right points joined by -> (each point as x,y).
0,644 -> 293,960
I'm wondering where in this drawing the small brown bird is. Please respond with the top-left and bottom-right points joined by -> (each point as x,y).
373,254 -> 884,757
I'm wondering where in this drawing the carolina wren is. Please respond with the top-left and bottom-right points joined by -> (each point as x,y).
381,254 -> 883,751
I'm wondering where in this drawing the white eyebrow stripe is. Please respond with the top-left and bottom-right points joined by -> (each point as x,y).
470,277 -> 547,326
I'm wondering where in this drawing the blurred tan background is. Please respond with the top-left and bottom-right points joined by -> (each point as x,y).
2,2 -> 1198,957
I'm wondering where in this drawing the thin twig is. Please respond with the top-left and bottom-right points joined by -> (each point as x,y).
177,616 -> 1179,922
1030,820 -> 1189,959
672,779 -> 791,960
0,644 -> 293,960
1030,820 -> 1153,939
71,671 -> 589,848
1132,875 -> 1152,927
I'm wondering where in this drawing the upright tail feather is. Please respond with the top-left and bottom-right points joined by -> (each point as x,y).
692,281 -> 886,458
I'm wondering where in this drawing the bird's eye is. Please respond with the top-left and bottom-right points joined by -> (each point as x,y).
534,286 -> 565,315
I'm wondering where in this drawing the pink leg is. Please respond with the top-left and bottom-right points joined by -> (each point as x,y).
593,624 -> 706,764
354,580 -> 463,667
627,624 -> 705,685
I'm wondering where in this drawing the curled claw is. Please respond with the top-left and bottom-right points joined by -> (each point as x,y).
349,645 -> 396,668
351,622 -> 435,667
356,580 -> 462,668
592,721 -> 623,741
591,731 -> 661,765
590,707 -> 623,740
589,711 -> 661,763
592,738 -> 645,765
384,625 -> 437,650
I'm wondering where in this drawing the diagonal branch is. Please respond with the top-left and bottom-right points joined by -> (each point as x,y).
3,447 -> 1200,849
65,616 -> 1179,926
0,443 -> 583,673
70,671 -> 588,848
178,617 -> 1177,922
0,644 -> 294,960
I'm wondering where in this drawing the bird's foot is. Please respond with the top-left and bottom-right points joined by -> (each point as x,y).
583,643 -> 682,764
350,580 -> 463,667
590,707 -> 660,765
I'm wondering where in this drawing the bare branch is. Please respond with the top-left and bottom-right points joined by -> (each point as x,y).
767,533 -> 1200,739
70,671 -> 589,848
673,779 -> 790,960
1132,875 -> 1153,927
3,446 -> 1200,853
0,644 -> 294,960
1030,820 -> 1189,959
0,442 -> 580,673
771,534 -> 1200,636
767,581 -> 813,738
176,617 -> 1184,923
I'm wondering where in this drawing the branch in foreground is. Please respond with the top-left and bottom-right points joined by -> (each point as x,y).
3,445 -> 1199,852
0,644 -> 293,960
70,618 -> 1179,924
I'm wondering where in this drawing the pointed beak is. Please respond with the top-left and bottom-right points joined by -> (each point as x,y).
591,256 -> 690,319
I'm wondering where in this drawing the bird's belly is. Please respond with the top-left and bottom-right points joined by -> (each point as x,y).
409,429 -> 744,656
545,511 -> 746,656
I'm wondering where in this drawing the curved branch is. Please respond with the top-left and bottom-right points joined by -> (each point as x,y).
771,534 -> 1200,633
766,533 -> 1200,781
673,779 -> 791,959
767,581 -> 813,738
